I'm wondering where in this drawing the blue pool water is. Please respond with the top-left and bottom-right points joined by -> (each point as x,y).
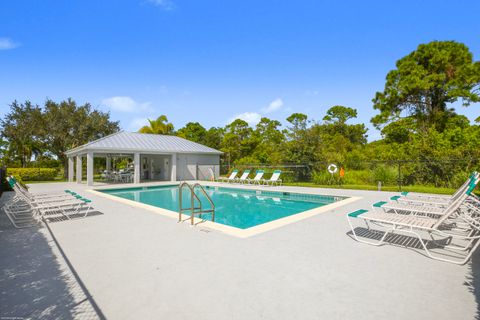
99,185 -> 345,229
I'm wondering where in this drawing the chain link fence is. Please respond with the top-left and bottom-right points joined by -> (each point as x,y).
221,158 -> 480,190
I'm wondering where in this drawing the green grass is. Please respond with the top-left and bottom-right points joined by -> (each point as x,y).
283,182 -> 457,195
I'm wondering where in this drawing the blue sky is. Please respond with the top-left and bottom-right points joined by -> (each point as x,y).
1,0 -> 479,140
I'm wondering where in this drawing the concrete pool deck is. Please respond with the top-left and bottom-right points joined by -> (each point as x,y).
1,181 -> 480,319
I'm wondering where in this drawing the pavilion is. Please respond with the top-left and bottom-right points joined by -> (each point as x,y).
64,131 -> 222,186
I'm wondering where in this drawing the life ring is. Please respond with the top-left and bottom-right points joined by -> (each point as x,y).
327,164 -> 338,174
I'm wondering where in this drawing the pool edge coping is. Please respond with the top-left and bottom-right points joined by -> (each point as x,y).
86,185 -> 362,238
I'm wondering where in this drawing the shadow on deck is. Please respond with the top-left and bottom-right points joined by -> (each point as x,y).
0,206 -> 105,319
348,226 -> 480,318
466,250 -> 480,319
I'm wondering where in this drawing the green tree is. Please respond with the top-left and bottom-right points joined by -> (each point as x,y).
286,113 -> 309,140
372,41 -> 480,132
380,117 -> 416,144
1,101 -> 44,167
323,105 -> 358,124
176,122 -> 207,144
255,117 -> 284,144
284,113 -> 319,179
322,106 -> 367,145
221,119 -> 257,165
42,99 -> 120,177
0,137 -> 8,166
203,127 -> 224,151
250,117 -> 285,164
138,115 -> 175,134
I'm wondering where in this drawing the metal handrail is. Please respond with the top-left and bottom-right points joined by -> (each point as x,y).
179,182 -> 202,224
178,181 -> 215,225
192,183 -> 215,223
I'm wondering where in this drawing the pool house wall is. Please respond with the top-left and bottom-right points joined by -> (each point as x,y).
67,151 -> 220,186
176,154 -> 220,181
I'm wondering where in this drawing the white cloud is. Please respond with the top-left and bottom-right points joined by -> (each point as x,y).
0,38 -> 19,50
261,98 -> 283,114
145,0 -> 175,10
102,96 -> 152,113
226,97 -> 285,127
228,112 -> 262,126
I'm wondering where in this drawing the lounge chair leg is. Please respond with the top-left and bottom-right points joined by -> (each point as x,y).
402,229 -> 478,265
347,216 -> 391,246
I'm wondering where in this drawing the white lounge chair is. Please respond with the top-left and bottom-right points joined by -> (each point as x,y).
8,176 -> 73,200
246,170 -> 264,185
235,170 -> 251,184
394,172 -> 478,204
377,174 -> 479,214
6,177 -> 77,213
262,170 -> 282,186
4,178 -> 93,226
347,180 -> 480,264
6,193 -> 93,224
219,169 -> 239,183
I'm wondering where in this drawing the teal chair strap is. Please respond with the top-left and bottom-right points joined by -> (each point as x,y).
348,209 -> 368,218
373,201 -> 387,208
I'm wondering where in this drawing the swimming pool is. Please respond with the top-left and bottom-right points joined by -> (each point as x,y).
98,185 -> 347,229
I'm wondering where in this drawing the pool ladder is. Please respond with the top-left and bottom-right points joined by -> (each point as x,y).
178,182 -> 215,226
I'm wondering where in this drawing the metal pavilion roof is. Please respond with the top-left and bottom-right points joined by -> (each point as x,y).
65,131 -> 223,156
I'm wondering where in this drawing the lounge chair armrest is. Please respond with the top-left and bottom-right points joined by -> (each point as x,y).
348,209 -> 369,218
373,201 -> 387,208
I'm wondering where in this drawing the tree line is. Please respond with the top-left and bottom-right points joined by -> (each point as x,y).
0,100 -> 120,177
1,40 -> 479,187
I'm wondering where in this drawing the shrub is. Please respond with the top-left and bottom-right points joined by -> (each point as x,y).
7,168 -> 58,181
448,170 -> 475,189
31,158 -> 63,168
312,170 -> 341,185
277,170 -> 295,183
372,165 -> 398,185
342,170 -> 373,185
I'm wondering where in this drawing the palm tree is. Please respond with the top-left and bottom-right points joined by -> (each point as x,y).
138,115 -> 175,134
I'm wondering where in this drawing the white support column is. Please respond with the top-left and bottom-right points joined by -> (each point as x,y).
68,157 -> 74,182
76,155 -> 82,184
134,153 -> 141,184
171,153 -> 177,181
106,156 -> 111,171
87,151 -> 94,186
